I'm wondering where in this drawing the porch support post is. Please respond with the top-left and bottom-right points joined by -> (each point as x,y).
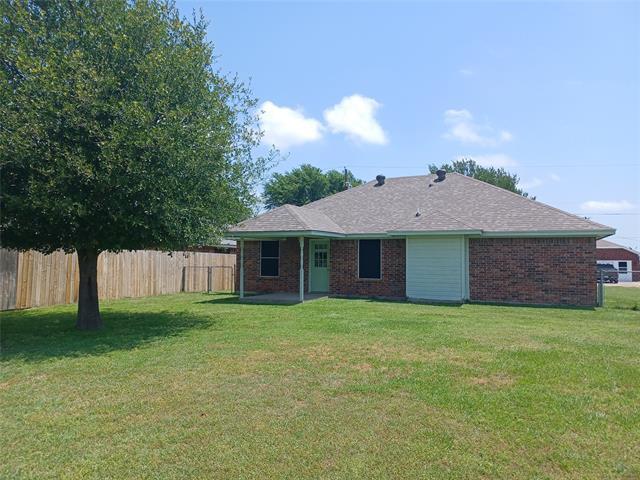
299,236 -> 304,303
239,238 -> 245,299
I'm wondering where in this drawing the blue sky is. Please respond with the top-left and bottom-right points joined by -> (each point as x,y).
179,1 -> 639,248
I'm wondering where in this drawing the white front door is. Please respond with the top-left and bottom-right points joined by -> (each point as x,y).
406,237 -> 466,301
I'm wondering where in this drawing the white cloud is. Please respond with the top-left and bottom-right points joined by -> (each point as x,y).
520,177 -> 543,189
443,109 -> 513,147
499,130 -> 513,142
459,68 -> 474,77
444,109 -> 473,123
324,94 -> 388,145
580,200 -> 636,213
259,101 -> 323,149
459,153 -> 517,168
550,173 -> 561,182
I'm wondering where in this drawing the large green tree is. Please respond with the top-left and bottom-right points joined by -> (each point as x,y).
0,0 -> 267,329
429,158 -> 534,199
263,164 -> 362,209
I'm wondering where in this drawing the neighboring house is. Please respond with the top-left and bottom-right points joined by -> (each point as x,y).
227,171 -> 615,306
596,239 -> 639,282
188,239 -> 237,254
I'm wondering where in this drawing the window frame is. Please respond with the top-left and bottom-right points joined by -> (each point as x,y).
259,240 -> 280,278
313,243 -> 328,268
618,261 -> 628,273
357,239 -> 382,280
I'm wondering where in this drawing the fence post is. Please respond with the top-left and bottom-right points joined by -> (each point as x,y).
181,266 -> 186,293
597,270 -> 603,307
207,266 -> 212,293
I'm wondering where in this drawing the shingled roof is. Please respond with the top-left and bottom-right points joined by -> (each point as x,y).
231,204 -> 343,234
597,239 -> 639,254
229,173 -> 614,237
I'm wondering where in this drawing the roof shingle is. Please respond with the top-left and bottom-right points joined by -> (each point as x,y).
231,204 -> 344,234
229,173 -> 613,237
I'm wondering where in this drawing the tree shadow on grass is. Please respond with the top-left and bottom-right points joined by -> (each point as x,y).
198,295 -> 464,308
0,307 -> 215,363
195,295 -> 297,307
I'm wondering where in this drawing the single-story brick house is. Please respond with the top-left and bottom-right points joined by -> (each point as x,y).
227,171 -> 615,306
596,239 -> 639,282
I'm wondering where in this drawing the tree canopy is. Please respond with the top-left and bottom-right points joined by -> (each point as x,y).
263,164 -> 362,209
0,0 -> 268,328
429,158 -> 534,199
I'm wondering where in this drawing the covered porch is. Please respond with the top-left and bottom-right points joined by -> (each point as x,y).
233,232 -> 337,303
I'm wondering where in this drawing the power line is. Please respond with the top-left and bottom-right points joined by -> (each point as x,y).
577,213 -> 640,216
331,163 -> 639,170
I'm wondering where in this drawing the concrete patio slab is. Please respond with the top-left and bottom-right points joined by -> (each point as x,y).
239,292 -> 328,304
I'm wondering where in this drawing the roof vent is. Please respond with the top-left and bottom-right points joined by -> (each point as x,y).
375,175 -> 386,186
435,169 -> 446,182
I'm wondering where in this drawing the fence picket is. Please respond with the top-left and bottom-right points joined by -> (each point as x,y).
0,249 -> 235,310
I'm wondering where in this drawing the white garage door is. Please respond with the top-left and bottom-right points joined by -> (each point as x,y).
406,237 -> 466,301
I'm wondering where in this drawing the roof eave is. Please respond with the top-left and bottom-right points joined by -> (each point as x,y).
481,229 -> 616,239
227,228 -> 616,240
387,229 -> 483,237
226,230 -> 345,239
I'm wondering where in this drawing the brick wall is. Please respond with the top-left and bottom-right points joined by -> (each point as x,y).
469,237 -> 596,306
329,239 -> 406,298
597,248 -> 640,281
236,238 -> 309,294
238,236 -> 597,305
237,238 -> 406,298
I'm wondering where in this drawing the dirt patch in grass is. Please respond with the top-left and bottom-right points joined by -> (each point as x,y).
299,342 -> 494,368
351,363 -> 373,373
243,342 -> 493,369
469,373 -> 515,388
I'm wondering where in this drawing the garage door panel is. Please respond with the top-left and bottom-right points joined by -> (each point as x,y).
406,237 -> 465,301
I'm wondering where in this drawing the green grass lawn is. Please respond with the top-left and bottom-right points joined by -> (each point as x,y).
1,287 -> 639,479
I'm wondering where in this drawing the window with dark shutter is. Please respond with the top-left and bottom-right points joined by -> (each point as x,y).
358,239 -> 381,279
260,241 -> 279,277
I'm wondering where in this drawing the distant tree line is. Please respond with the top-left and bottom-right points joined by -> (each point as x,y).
265,159 -> 532,209
263,164 -> 362,209
429,158 -> 534,199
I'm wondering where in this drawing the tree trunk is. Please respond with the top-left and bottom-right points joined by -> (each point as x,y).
76,249 -> 103,330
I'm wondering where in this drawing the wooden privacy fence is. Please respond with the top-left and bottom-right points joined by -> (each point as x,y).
182,265 -> 235,293
0,248 -> 235,311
